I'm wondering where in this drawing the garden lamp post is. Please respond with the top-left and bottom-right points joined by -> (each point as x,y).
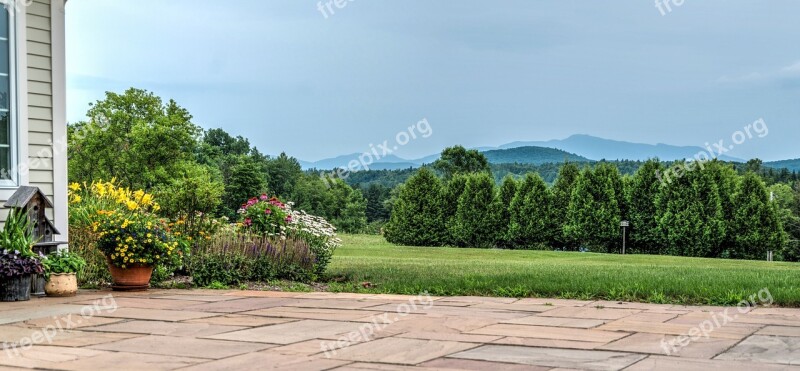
620,220 -> 629,255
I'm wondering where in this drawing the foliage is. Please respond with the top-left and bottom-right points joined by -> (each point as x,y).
189,234 -> 316,286
68,88 -> 201,190
221,157 -> 266,219
551,162 -> 580,249
565,164 -> 623,252
0,208 -> 37,257
333,189 -> 368,233
451,173 -> 503,248
0,249 -> 43,278
496,175 -> 518,247
655,161 -> 725,257
69,180 -> 185,269
42,250 -> 87,276
238,195 -> 291,236
154,161 -> 225,238
384,168 -> 447,246
625,159 -> 663,254
236,193 -> 341,276
432,145 -> 491,179
729,173 -> 786,259
507,173 -> 554,248
442,174 -> 468,244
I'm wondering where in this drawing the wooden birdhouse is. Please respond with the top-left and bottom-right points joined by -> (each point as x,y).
4,186 -> 61,248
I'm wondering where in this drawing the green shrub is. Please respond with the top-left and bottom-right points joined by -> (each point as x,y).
189,234 -> 315,286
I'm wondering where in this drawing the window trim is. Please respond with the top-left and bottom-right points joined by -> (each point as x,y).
0,1 -> 19,188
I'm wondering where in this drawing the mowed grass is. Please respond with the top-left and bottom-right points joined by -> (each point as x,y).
326,234 -> 800,306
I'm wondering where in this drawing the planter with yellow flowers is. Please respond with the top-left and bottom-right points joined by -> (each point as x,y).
70,181 -> 185,291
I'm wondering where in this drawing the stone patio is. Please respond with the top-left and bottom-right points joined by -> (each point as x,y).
0,290 -> 799,370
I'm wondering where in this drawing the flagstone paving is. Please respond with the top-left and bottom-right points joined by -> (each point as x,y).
1,290 -> 800,370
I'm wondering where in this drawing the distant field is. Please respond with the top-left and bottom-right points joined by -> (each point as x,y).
326,234 -> 800,306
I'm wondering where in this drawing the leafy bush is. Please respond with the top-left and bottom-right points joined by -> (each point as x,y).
189,234 -> 315,286
238,195 -> 291,235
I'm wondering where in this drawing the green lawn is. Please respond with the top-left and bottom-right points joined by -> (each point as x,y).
326,234 -> 800,306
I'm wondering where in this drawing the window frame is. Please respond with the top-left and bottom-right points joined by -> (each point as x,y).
0,1 -> 18,188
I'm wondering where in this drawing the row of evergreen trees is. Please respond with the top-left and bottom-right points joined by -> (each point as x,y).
385,159 -> 792,260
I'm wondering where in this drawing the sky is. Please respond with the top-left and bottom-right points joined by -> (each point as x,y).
65,1 -> 800,162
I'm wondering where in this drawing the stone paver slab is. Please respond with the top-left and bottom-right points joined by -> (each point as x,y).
243,306 -> 385,321
281,299 -> 391,310
23,314 -> 124,329
55,352 -> 206,370
205,319 -> 361,344
599,320 -> 759,340
72,297 -> 206,310
330,337 -> 477,365
757,326 -> 800,337
180,351 -> 349,371
0,346 -> 108,369
504,315 -> 606,328
599,332 -> 738,358
491,336 -> 604,350
83,320 -> 247,337
396,331 -> 503,343
182,314 -> 296,327
514,298 -> 595,307
183,298 -> 294,313
421,357 -> 549,370
714,335 -> 800,365
88,335 -> 273,359
152,294 -> 241,302
627,355 -> 796,370
94,307 -> 218,322
467,324 -> 630,343
540,306 -> 641,320
449,344 -> 645,370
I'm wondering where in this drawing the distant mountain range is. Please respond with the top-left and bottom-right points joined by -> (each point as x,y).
299,134 -> 797,171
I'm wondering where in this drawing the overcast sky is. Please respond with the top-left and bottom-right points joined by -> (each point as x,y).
65,1 -> 800,161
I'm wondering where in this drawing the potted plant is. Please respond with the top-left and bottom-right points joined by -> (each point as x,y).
42,250 -> 86,297
87,183 -> 183,290
0,208 -> 43,301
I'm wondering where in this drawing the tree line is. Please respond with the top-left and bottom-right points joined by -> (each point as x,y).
385,147 -> 798,261
68,88 -> 370,233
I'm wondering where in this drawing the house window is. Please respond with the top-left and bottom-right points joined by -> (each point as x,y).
0,6 -> 15,186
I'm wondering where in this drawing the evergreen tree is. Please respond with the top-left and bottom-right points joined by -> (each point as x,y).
706,160 -> 739,253
626,159 -> 663,254
551,163 -> 581,249
384,168 -> 447,246
335,190 -> 368,233
442,174 -> 469,244
656,162 -> 725,257
451,173 -> 502,248
221,157 -> 266,218
565,164 -> 622,252
729,173 -> 786,259
507,173 -> 554,248
496,175 -> 518,247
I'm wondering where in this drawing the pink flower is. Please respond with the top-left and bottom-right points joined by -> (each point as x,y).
265,209 -> 272,215
285,215 -> 292,222
260,194 -> 268,201
244,218 -> 252,226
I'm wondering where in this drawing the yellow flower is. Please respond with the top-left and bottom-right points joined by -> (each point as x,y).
69,182 -> 81,191
126,200 -> 138,211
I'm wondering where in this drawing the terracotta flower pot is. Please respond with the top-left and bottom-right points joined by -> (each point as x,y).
106,257 -> 153,291
45,273 -> 78,297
